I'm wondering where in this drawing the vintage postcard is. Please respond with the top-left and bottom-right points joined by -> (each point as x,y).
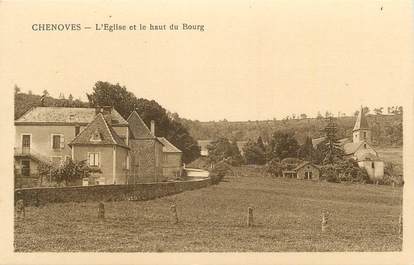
0,0 -> 413,264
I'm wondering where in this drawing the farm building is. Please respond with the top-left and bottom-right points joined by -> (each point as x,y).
157,137 -> 183,179
281,160 -> 320,180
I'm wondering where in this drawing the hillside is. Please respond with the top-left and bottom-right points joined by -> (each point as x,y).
180,114 -> 403,147
15,91 -> 402,148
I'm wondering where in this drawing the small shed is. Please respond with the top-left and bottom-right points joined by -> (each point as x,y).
294,161 -> 320,181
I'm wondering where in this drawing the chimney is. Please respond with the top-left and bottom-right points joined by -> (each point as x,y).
102,106 -> 112,115
150,120 -> 155,136
95,107 -> 103,115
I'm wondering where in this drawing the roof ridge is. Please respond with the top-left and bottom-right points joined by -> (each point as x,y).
101,114 -> 117,144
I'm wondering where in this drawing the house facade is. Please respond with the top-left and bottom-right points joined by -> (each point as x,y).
69,113 -> 130,185
157,137 -> 183,179
14,106 -> 165,186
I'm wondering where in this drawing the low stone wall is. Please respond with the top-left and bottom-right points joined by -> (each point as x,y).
15,178 -> 212,206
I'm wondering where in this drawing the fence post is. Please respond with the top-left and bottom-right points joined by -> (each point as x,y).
98,202 -> 105,220
247,207 -> 253,227
16,199 -> 25,220
171,204 -> 179,224
321,211 -> 329,232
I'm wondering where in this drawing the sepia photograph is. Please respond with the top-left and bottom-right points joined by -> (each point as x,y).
1,0 -> 413,264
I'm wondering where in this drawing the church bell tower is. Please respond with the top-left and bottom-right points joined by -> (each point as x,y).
352,106 -> 371,144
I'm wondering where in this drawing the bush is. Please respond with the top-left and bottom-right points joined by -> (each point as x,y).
210,161 -> 231,184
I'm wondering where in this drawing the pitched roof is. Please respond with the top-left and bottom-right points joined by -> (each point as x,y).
312,137 -> 326,148
157,137 -> 182,153
357,152 -> 380,161
15,107 -> 128,126
127,111 -> 154,139
353,106 -> 370,131
343,142 -> 364,155
293,161 -> 320,171
69,113 -> 128,148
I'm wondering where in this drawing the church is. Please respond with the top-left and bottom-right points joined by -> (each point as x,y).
342,107 -> 384,180
313,106 -> 384,181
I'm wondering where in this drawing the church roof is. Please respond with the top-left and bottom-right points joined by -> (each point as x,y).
127,111 -> 155,139
157,137 -> 182,153
343,142 -> 364,155
353,106 -> 370,131
69,113 -> 128,148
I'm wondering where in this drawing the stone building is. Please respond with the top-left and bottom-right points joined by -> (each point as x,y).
127,111 -> 164,183
157,137 -> 183,179
342,107 -> 384,181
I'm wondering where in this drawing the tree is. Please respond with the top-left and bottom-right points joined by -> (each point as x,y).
38,159 -> 94,186
316,112 -> 323,119
42,90 -> 49,97
267,131 -> 299,161
257,136 -> 265,151
87,81 -> 200,163
207,137 -> 242,166
266,158 -> 286,177
373,107 -> 383,115
14,85 -> 21,95
300,113 -> 307,119
243,138 -> 266,165
297,136 -> 314,161
321,117 -> 344,164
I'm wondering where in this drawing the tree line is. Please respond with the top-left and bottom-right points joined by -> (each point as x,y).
206,117 -> 400,184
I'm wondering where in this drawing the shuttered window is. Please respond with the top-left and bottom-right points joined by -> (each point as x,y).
21,160 -> 30,176
88,153 -> 99,167
51,134 -> 65,149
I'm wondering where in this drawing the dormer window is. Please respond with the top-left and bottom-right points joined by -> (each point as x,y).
90,130 -> 102,142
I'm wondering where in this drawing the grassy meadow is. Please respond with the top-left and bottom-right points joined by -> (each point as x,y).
14,169 -> 403,252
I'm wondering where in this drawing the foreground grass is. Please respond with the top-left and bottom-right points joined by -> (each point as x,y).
15,173 -> 403,252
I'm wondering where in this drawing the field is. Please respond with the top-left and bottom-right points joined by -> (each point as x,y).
15,170 -> 403,252
376,147 -> 403,175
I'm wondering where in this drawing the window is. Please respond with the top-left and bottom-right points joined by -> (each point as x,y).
125,154 -> 130,170
21,160 -> 30,176
90,130 -> 102,142
372,162 -> 375,169
363,132 -> 367,139
75,126 -> 80,136
88,152 -> 99,167
51,134 -> 64,149
22,135 -> 31,148
364,144 -> 367,148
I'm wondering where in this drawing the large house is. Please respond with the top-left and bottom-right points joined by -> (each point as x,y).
312,106 -> 384,181
14,106 -> 179,185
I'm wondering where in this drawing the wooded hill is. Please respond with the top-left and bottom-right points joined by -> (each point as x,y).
15,89 -> 402,148
179,114 -> 403,147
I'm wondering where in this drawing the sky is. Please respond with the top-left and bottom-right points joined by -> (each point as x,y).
1,0 -> 413,121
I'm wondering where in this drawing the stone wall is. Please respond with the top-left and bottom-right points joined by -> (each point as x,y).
15,177 -> 213,206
